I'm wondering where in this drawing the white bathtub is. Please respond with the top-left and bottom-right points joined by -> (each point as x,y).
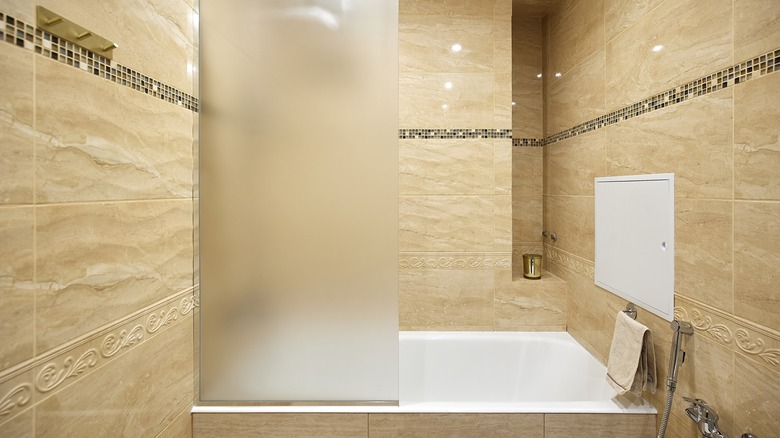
193,331 -> 655,414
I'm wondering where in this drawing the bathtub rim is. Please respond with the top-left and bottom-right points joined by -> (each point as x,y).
194,330 -> 657,415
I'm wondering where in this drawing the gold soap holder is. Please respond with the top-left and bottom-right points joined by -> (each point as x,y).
37,6 -> 118,59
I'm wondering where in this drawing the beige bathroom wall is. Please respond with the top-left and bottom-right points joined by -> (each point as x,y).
398,0 -> 566,331
543,0 -> 780,436
0,0 -> 198,436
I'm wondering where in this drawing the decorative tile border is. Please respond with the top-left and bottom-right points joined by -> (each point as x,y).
399,252 -> 511,269
402,48 -> 779,147
0,288 -> 198,422
545,48 -> 779,145
512,138 -> 544,147
674,296 -> 780,374
544,245 -> 595,280
398,128 -> 511,140
0,12 -> 198,113
512,246 -> 544,258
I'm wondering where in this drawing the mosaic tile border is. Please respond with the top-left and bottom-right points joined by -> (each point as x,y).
399,129 -> 511,140
0,12 -> 198,113
402,48 -> 778,147
0,287 -> 197,422
512,138 -> 544,147
546,48 -> 779,145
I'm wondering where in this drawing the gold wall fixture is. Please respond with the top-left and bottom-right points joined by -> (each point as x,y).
36,6 -> 118,59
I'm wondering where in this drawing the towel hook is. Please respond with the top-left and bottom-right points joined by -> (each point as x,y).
623,303 -> 637,320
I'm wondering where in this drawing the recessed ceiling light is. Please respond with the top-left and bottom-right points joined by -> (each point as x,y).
554,72 -> 562,78
451,43 -> 462,52
444,81 -> 453,90
536,73 -> 542,78
652,44 -> 664,52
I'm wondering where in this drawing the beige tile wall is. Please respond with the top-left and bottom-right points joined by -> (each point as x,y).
0,0 -> 198,436
399,0 -> 566,331
543,0 -> 780,436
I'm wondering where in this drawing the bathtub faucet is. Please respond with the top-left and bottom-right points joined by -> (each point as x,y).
683,397 -> 758,438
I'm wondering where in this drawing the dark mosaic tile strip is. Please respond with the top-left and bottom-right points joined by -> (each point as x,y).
545,48 -> 779,145
512,138 -> 544,147
0,12 -> 198,113
399,128 -> 512,139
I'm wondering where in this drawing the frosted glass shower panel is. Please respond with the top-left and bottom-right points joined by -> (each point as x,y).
199,0 -> 399,401
595,174 -> 674,321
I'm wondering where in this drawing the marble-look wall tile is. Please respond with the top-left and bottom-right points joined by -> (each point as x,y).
734,73 -> 780,201
603,0 -> 665,43
493,17 -> 512,129
493,65 -> 513,129
546,49 -> 606,135
548,0 -> 604,76
558,263 -> 609,361
734,201 -> 780,330
399,196 -> 497,251
36,0 -> 196,93
399,0 -> 494,17
495,270 -> 566,329
399,139 -> 494,195
157,404 -> 193,438
2,0 -> 34,23
0,44 -> 34,205
369,413 -> 544,437
194,414 -> 367,438
35,199 -> 193,352
512,146 -> 543,195
400,16 -> 493,73
399,269 -> 495,330
493,0 -> 512,17
734,353 -> 780,438
36,317 -> 193,438
545,129 -> 605,196
674,199 -> 733,313
545,414 -> 656,438
35,58 -> 193,203
399,72 -> 495,128
734,0 -> 780,61
494,139 -> 512,195
605,88 -> 733,199
670,336 -> 737,438
547,0 -> 583,35
605,0 -> 732,111
494,194 -> 512,251
0,207 -> 34,371
512,195 -> 543,243
512,16 -> 543,138
0,409 -> 32,438
544,195 -> 595,261
493,16 -> 511,73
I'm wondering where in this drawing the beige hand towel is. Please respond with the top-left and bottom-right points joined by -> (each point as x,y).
606,311 -> 656,396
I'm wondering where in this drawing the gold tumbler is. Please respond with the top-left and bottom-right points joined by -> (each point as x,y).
522,254 -> 542,279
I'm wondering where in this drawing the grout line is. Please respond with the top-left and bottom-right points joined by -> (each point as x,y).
31,25 -> 37,437
32,197 -> 194,208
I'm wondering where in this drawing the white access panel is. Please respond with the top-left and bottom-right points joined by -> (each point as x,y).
595,174 -> 674,321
